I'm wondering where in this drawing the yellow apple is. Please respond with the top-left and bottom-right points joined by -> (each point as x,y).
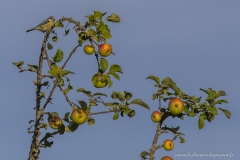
163,139 -> 174,151
83,45 -> 95,55
70,108 -> 87,125
151,111 -> 162,123
92,74 -> 108,88
48,113 -> 63,130
161,156 -> 173,160
168,98 -> 184,115
98,43 -> 112,57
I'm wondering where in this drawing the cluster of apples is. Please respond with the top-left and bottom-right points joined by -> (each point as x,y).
151,98 -> 184,122
83,43 -> 113,88
48,108 -> 88,130
83,43 -> 112,57
151,98 -> 184,160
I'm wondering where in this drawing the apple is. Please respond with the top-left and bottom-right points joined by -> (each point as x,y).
70,108 -> 87,125
98,43 -> 112,57
48,113 -> 63,129
92,74 -> 108,88
161,156 -> 173,160
151,111 -> 162,123
83,45 -> 95,55
168,98 -> 184,115
163,139 -> 174,151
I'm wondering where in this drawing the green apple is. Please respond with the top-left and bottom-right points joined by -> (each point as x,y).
151,111 -> 162,123
70,108 -> 87,125
98,43 -> 112,57
161,156 -> 173,160
92,74 -> 108,88
163,139 -> 174,151
83,45 -> 95,55
168,98 -> 184,115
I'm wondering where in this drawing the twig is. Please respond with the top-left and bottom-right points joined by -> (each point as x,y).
89,109 -> 121,116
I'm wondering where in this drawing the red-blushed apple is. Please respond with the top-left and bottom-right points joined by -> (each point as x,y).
151,111 -> 162,123
83,45 -> 95,55
70,108 -> 87,125
92,74 -> 108,88
163,139 -> 174,151
98,43 -> 112,57
161,156 -> 173,160
168,98 -> 184,115
48,112 -> 63,130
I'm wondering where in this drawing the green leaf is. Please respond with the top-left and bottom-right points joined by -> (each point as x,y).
200,88 -> 211,95
41,92 -> 46,98
47,43 -> 53,50
55,21 -> 64,28
76,88 -> 92,95
58,124 -> 65,135
94,11 -> 102,20
161,126 -> 180,134
140,151 -> 149,158
215,90 -> 226,98
60,70 -> 74,77
27,64 -> 38,71
103,102 -> 114,107
87,118 -> 95,126
102,32 -> 112,39
152,94 -> 158,100
180,137 -> 185,143
124,91 -> 132,102
63,83 -> 73,94
146,75 -> 160,85
63,112 -> 70,123
108,72 -> 120,80
183,105 -> 190,114
93,92 -> 107,97
200,112 -> 207,120
169,84 -> 183,97
111,91 -> 125,102
207,107 -> 218,115
78,38 -> 85,47
106,13 -> 120,23
218,108 -> 231,119
42,140 -> 54,148
100,58 -> 108,71
205,112 -> 215,122
42,81 -> 49,86
78,101 -> 88,111
113,113 -> 119,120
215,99 -> 228,104
65,121 -> 79,133
104,74 -> 112,88
52,36 -> 58,42
187,112 -> 196,117
109,64 -> 123,73
87,29 -> 95,36
198,116 -> 204,129
130,99 -> 150,110
64,29 -> 70,36
53,49 -> 64,63
127,110 -> 135,118
162,77 -> 176,86
13,61 -> 24,70
188,95 -> 201,103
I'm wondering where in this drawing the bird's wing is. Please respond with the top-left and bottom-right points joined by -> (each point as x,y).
35,19 -> 49,28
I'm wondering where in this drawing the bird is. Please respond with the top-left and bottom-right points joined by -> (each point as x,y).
26,16 -> 55,33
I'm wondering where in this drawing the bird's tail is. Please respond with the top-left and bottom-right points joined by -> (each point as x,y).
26,28 -> 35,33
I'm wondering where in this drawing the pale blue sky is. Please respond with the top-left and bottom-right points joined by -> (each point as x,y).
1,0 -> 240,160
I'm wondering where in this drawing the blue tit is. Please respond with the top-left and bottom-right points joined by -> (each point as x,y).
26,16 -> 55,33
